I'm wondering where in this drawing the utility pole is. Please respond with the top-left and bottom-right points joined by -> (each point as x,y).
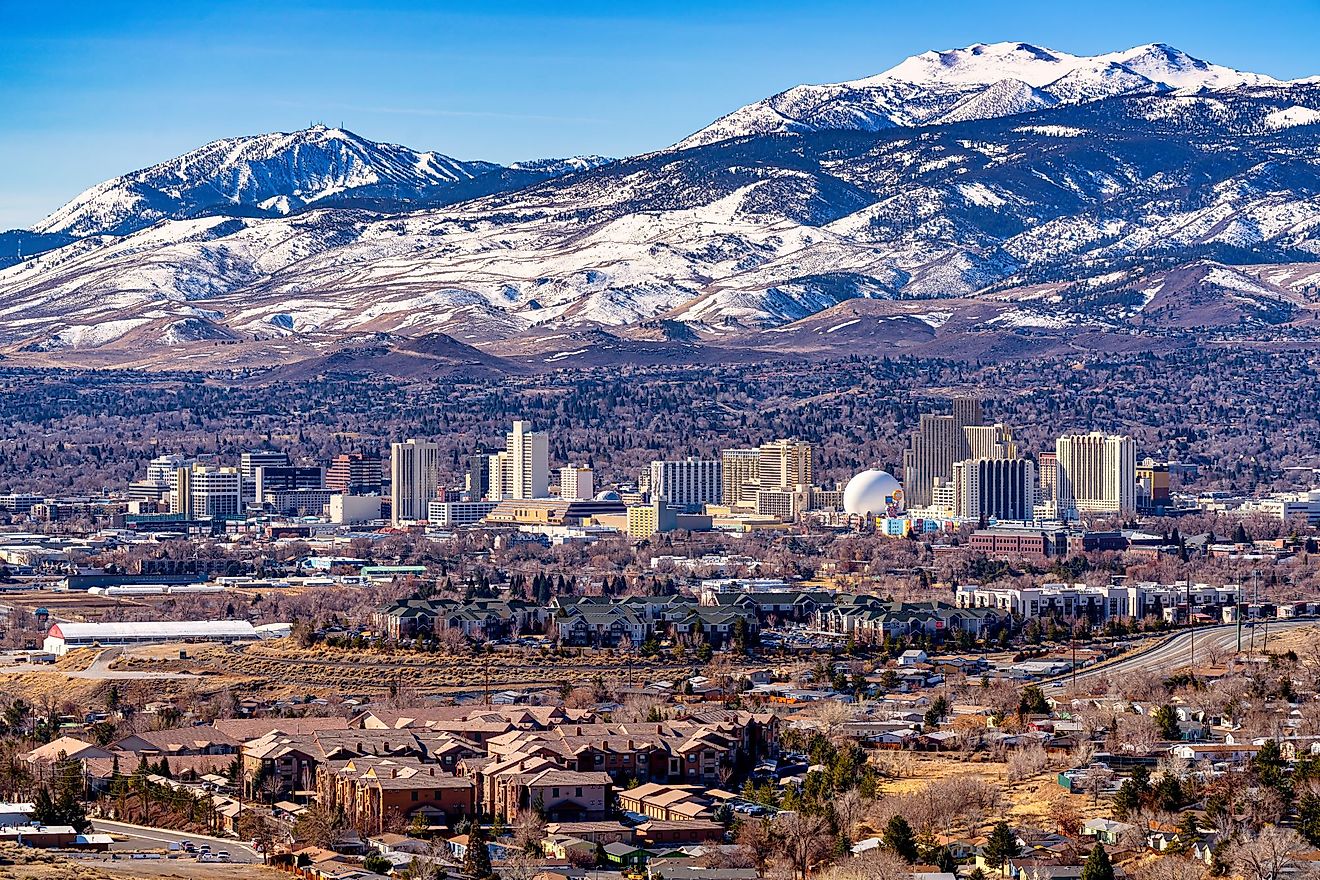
1186,578 -> 1194,669
1071,630 -> 1077,691
1237,581 -> 1243,654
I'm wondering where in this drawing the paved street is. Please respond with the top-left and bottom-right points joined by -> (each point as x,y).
1045,620 -> 1313,692
93,818 -> 261,864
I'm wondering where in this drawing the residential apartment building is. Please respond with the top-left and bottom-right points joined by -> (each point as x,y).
955,581 -> 1238,622
488,420 -> 549,501
322,756 -> 475,834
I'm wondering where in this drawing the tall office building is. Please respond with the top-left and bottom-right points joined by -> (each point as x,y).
951,458 -> 1036,521
240,450 -> 290,503
487,420 -> 549,500
146,454 -> 193,486
559,465 -> 594,501
172,464 -> 241,518
173,466 -> 194,519
1037,452 -> 1058,505
721,448 -> 761,508
255,465 -> 324,500
758,439 -> 813,492
964,424 -> 1017,461
391,439 -> 441,525
649,458 -> 722,511
326,453 -> 382,495
1055,433 -> 1136,515
902,396 -> 984,508
1136,458 -> 1171,513
465,454 -> 491,501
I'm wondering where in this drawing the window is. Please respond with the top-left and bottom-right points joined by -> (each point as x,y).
411,791 -> 419,801
575,787 -> 582,797
552,788 -> 560,798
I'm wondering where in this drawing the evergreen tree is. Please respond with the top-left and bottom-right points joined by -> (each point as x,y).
937,846 -> 957,873
1299,791 -> 1320,847
1112,778 -> 1144,819
1152,705 -> 1181,740
462,822 -> 494,880
1080,844 -> 1114,880
883,814 -> 919,863
1153,774 -> 1185,812
984,821 -> 1021,870
54,787 -> 89,833
30,786 -> 57,825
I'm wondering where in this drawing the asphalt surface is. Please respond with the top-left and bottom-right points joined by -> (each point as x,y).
1045,619 -> 1313,692
93,818 -> 261,864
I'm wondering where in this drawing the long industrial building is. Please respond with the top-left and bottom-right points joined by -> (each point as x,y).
43,620 -> 258,656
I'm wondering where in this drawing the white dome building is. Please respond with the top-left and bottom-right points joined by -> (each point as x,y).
843,469 -> 905,517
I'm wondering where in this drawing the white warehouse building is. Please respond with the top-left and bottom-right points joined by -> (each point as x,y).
43,620 -> 258,656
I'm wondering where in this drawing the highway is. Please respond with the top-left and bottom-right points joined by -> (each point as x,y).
1044,619 -> 1314,692
93,818 -> 262,864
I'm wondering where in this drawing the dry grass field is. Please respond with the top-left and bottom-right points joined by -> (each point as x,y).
876,753 -> 1113,828
109,639 -> 706,696
1256,623 -> 1320,656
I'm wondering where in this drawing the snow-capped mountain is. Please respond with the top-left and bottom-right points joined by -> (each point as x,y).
1,42 -> 1318,366
678,42 -> 1284,147
32,125 -> 500,238
24,126 -> 615,245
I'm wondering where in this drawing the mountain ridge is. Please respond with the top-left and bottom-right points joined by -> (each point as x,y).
0,41 -> 1318,368
677,41 -> 1285,148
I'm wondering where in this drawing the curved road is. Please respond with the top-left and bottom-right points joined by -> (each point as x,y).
1044,620 -> 1314,692
93,818 -> 261,863
68,648 -> 199,681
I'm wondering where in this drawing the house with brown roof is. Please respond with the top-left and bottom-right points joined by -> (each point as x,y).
321,755 -> 475,834
635,818 -> 725,845
616,783 -> 713,821
112,727 -> 240,757
22,737 -> 112,781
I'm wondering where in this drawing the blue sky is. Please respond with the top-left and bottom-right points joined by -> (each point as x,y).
3,0 -> 1318,229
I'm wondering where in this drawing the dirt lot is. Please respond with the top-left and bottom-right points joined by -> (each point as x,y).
0,846 -> 279,880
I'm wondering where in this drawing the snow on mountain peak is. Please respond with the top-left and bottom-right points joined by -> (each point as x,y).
32,126 -> 501,238
678,41 -> 1284,148
862,41 -> 1082,88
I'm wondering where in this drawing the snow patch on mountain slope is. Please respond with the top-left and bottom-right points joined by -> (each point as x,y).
1263,106 -> 1320,129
